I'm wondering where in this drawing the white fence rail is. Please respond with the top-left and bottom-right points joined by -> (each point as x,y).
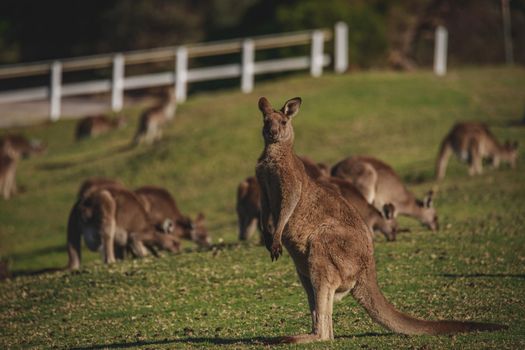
0,22 -> 348,121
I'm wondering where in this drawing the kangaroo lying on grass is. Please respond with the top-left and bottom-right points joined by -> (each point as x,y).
237,156 -> 328,242
133,87 -> 177,145
0,134 -> 46,200
436,122 -> 518,180
332,156 -> 439,231
134,185 -> 211,247
75,114 -> 127,140
256,96 -> 505,343
67,178 -> 180,270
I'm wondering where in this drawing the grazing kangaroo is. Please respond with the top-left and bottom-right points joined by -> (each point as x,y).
0,134 -> 46,158
436,122 -> 519,180
256,96 -> 505,343
237,157 -> 328,242
327,177 -> 397,242
75,114 -> 127,140
67,179 -> 179,270
133,87 -> 177,145
134,186 -> 211,247
332,156 -> 439,231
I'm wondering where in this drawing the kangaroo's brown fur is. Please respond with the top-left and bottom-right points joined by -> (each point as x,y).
332,156 -> 439,231
256,96 -> 505,343
0,151 -> 18,200
236,157 -> 328,242
436,122 -> 518,180
135,186 -> 211,247
0,134 -> 47,158
0,135 -> 46,200
327,177 -> 397,242
67,179 -> 179,270
133,88 -> 177,145
75,114 -> 127,140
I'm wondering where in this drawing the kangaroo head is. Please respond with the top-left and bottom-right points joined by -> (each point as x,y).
502,140 -> 519,168
258,97 -> 302,144
158,233 -> 181,253
415,190 -> 439,231
379,203 -> 398,241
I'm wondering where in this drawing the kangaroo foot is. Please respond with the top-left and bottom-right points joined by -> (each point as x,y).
270,241 -> 282,261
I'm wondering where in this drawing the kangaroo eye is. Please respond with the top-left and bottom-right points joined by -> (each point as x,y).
281,120 -> 287,126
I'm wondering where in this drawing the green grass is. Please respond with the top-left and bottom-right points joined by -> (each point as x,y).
1,67 -> 524,349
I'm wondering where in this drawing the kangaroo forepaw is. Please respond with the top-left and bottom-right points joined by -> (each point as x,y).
270,241 -> 282,261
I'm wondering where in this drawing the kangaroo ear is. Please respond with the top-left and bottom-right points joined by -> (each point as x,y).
382,203 -> 396,219
196,212 -> 206,223
161,219 -> 175,234
424,190 -> 434,208
258,97 -> 273,115
281,97 -> 302,118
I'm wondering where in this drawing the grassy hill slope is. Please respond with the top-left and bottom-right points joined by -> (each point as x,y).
0,67 -> 524,349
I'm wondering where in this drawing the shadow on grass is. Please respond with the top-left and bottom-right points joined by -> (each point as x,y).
71,332 -> 392,349
11,267 -> 65,278
440,273 -> 525,279
8,244 -> 65,261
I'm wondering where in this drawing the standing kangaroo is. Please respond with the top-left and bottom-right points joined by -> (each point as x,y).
75,114 -> 127,140
67,179 -> 179,270
332,156 -> 439,231
436,122 -> 518,180
134,186 -> 211,247
133,87 -> 177,145
256,96 -> 504,343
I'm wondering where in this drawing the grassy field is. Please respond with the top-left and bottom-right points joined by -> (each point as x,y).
0,67 -> 524,349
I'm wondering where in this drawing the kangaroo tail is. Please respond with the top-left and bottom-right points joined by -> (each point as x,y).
351,266 -> 507,335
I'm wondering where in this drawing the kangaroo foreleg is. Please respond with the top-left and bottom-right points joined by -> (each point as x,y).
270,182 -> 301,260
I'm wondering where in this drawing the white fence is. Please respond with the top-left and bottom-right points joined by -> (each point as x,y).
0,22 -> 349,121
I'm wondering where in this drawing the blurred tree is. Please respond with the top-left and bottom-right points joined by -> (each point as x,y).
99,0 -> 207,52
0,19 -> 19,64
275,0 -> 388,67
0,0 -> 523,67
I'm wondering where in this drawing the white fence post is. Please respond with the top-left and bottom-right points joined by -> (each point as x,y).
176,46 -> 188,103
50,61 -> 62,121
434,26 -> 448,76
334,22 -> 348,73
111,53 -> 125,112
310,30 -> 324,77
241,39 -> 255,93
